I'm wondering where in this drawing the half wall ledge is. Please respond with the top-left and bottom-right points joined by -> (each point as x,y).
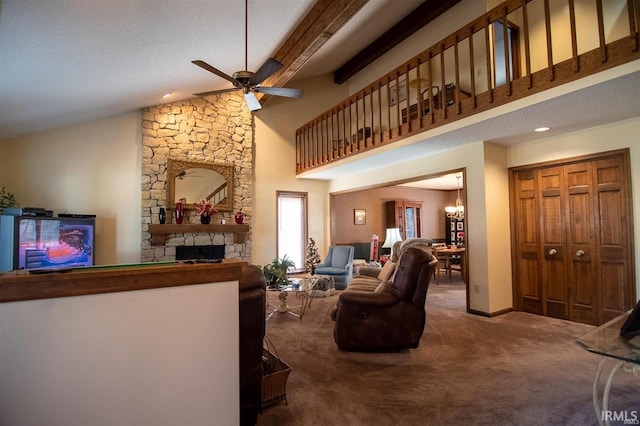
148,223 -> 250,245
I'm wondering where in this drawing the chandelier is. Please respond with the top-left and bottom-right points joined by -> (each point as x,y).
445,176 -> 464,219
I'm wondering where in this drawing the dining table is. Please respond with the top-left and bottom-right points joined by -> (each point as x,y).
434,246 -> 466,283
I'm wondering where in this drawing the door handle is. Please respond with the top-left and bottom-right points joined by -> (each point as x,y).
548,248 -> 557,256
576,249 -> 585,257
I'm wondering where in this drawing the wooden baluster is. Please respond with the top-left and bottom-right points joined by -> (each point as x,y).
314,119 -> 318,166
502,7 -> 512,96
485,17 -> 493,103
377,83 -> 383,144
342,105 -> 347,156
440,43 -> 447,120
334,109 -> 338,158
454,34 -> 462,114
596,0 -> 607,63
469,25 -> 477,109
385,77 -> 391,139
405,66 -> 411,133
346,98 -> 353,154
522,0 -> 533,89
416,62 -> 423,125
295,130 -> 300,173
369,87 -> 374,146
355,96 -> 360,152
395,70 -> 401,135
543,0 -> 554,81
427,53 -> 435,124
568,0 -> 579,72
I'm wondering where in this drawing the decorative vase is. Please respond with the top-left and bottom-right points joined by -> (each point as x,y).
159,207 -> 166,224
174,202 -> 184,224
200,215 -> 211,225
234,211 -> 245,224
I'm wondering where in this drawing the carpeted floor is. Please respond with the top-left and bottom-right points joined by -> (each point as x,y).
257,278 -> 640,426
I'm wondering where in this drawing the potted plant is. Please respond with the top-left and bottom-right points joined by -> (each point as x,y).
0,186 -> 18,215
261,255 -> 296,289
195,199 -> 216,224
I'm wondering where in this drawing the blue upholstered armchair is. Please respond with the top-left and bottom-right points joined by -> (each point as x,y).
314,246 -> 354,289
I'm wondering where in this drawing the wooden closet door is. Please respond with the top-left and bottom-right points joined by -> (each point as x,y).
564,162 -> 598,324
593,156 -> 633,323
511,150 -> 635,326
539,166 -> 568,319
513,170 -> 543,314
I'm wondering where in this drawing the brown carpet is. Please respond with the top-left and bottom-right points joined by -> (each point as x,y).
258,279 -> 639,426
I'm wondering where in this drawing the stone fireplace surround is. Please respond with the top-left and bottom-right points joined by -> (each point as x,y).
140,93 -> 253,263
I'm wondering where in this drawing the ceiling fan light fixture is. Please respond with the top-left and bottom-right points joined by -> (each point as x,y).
189,0 -> 302,112
244,91 -> 262,111
445,175 -> 465,219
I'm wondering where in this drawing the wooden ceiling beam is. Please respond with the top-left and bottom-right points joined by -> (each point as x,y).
258,0 -> 369,103
333,0 -> 462,84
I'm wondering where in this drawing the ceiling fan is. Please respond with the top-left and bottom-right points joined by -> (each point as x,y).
191,0 -> 303,111
176,170 -> 201,180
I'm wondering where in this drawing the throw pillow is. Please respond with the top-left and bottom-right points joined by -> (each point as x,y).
377,261 -> 396,282
374,281 -> 395,294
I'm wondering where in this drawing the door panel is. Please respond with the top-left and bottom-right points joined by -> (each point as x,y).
539,166 -> 568,319
565,162 -> 597,324
511,151 -> 634,325
594,156 -> 633,322
513,170 -> 542,313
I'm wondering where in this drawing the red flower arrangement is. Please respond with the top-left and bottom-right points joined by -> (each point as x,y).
195,199 -> 216,217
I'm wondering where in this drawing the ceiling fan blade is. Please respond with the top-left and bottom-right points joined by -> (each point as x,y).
255,86 -> 303,98
248,58 -> 283,86
192,60 -> 240,86
244,91 -> 262,111
194,87 -> 240,97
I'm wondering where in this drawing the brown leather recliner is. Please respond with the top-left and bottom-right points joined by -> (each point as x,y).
239,264 -> 266,425
331,247 -> 437,352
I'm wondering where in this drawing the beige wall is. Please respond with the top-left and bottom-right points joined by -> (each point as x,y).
330,186 -> 455,245
252,74 -> 348,266
0,112 -> 142,265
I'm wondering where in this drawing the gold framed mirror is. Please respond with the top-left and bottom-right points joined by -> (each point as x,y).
166,159 -> 234,212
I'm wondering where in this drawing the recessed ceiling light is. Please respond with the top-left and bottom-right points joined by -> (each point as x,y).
162,92 -> 173,99
534,126 -> 550,132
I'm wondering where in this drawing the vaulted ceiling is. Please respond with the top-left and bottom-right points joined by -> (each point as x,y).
1,0 -> 456,141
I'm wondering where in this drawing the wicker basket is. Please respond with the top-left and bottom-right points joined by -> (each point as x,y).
261,347 -> 291,408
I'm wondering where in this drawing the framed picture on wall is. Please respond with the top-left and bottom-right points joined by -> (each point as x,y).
389,78 -> 407,106
457,221 -> 464,231
354,209 -> 366,225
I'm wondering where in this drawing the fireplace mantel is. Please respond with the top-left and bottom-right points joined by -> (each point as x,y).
148,223 -> 250,246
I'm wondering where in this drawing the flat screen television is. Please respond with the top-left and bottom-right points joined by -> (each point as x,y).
0,216 -> 95,271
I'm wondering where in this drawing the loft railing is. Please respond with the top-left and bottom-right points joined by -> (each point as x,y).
207,183 -> 227,206
296,0 -> 640,174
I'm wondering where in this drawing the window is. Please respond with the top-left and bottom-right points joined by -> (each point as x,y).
277,191 -> 308,272
492,20 -> 520,87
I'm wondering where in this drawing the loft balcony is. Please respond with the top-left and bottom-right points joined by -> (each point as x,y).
295,0 -> 640,175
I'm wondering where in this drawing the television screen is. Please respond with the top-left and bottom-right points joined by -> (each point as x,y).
17,217 -> 95,270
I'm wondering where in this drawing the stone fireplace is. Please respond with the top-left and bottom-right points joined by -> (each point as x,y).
140,92 -> 253,263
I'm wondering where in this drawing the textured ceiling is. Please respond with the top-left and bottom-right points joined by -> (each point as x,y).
0,0 -> 422,141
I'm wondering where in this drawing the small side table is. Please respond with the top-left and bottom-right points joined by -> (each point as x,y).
575,311 -> 640,426
266,278 -> 318,321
